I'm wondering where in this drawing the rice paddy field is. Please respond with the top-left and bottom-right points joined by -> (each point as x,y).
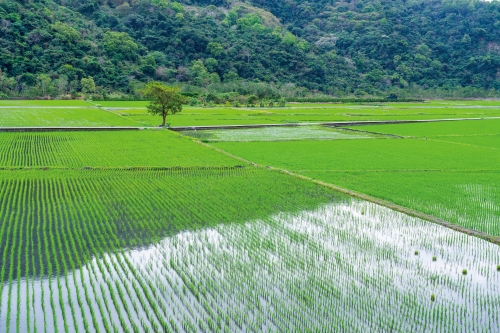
1,99 -> 500,332
2,99 -> 500,128
99,100 -> 500,127
212,118 -> 500,237
0,131 -> 237,168
0,108 -> 138,127
180,126 -> 385,142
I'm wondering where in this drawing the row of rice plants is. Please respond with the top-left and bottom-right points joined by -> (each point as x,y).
0,131 -> 237,168
117,200 -> 500,332
0,168 -> 336,332
2,167 -> 499,331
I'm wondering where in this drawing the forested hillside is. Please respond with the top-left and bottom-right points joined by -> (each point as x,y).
1,0 -> 500,99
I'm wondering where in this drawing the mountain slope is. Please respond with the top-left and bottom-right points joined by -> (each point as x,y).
1,0 -> 499,98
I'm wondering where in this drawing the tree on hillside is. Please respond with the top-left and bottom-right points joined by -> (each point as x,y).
142,82 -> 185,127
103,31 -> 138,61
37,74 -> 52,96
81,77 -> 96,95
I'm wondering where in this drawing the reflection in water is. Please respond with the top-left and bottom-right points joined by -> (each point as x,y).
2,201 -> 499,332
181,126 -> 379,142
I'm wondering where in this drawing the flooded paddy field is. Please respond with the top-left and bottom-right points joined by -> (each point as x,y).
1,169 -> 499,332
1,101 -> 500,332
213,119 -> 500,237
180,126 -> 383,142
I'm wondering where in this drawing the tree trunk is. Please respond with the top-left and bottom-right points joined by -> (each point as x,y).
162,106 -> 166,126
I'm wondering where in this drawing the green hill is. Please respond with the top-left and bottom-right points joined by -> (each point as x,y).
1,0 -> 500,98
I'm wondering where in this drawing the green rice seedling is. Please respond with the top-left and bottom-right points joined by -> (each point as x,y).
0,107 -> 139,127
462,269 -> 468,275
1,166 -> 500,332
213,121 -> 500,238
432,256 -> 437,261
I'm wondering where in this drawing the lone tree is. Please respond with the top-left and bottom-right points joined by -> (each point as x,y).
142,82 -> 185,127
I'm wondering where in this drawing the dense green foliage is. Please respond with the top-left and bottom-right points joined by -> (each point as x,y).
142,82 -> 185,126
1,0 -> 500,98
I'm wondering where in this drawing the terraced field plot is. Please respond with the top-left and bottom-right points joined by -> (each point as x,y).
213,119 -> 500,236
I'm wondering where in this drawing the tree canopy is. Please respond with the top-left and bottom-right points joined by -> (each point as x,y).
142,82 -> 185,127
1,0 -> 500,98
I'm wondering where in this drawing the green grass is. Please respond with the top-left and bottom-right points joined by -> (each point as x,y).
212,119 -> 500,236
0,108 -> 139,127
0,130 -> 238,167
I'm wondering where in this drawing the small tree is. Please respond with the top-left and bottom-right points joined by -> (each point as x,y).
207,42 -> 224,57
37,74 -> 52,97
81,77 -> 96,95
142,82 -> 185,127
246,94 -> 258,106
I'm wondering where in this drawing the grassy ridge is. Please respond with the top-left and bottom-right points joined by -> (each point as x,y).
439,135 -> 500,150
300,170 -> 500,236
